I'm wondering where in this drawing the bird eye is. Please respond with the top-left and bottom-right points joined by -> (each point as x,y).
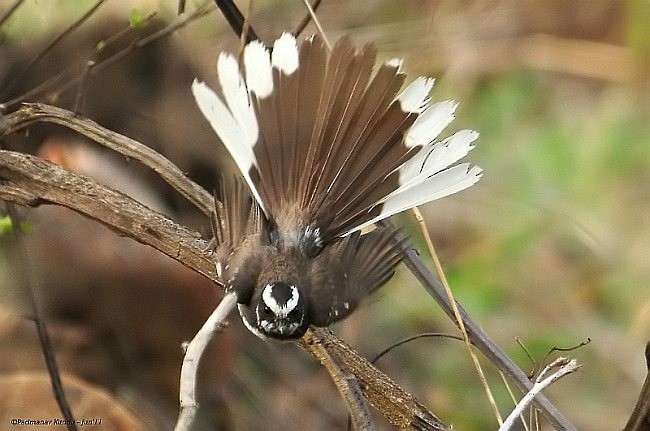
263,305 -> 271,314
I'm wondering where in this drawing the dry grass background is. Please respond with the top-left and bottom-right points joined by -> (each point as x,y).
1,0 -> 649,429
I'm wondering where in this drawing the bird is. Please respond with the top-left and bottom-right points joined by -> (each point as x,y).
192,33 -> 482,340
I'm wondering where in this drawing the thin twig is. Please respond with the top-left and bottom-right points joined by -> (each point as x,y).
301,0 -> 330,51
382,220 -> 577,431
1,4 -> 213,112
95,11 -> 158,55
499,358 -> 579,431
73,60 -> 94,115
1,202 -> 78,431
0,0 -> 24,27
293,0 -> 322,36
514,336 -> 537,378
175,292 -> 237,431
371,333 -> 464,364
3,0 -> 105,97
412,207 -> 503,425
213,0 -> 258,44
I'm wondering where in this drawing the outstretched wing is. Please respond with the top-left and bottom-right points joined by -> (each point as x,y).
193,33 -> 481,244
306,226 -> 409,326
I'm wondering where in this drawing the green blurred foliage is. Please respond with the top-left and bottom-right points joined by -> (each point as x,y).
626,0 -> 650,56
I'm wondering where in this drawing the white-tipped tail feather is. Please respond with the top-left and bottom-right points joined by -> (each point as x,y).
193,33 -> 482,239
370,163 -> 483,225
404,99 -> 458,148
216,54 -> 259,148
397,76 -> 434,114
191,80 -> 256,171
399,129 -> 480,192
272,32 -> 299,74
244,41 -> 273,98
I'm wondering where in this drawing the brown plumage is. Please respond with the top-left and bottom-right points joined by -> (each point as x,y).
193,33 -> 481,339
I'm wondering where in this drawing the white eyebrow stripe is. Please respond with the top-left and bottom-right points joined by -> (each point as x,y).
262,284 -> 299,317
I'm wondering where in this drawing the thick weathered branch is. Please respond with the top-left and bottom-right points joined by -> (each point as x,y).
0,149 -> 217,283
299,328 -> 448,431
300,329 -> 377,431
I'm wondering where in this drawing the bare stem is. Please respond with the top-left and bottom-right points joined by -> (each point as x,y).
3,203 -> 78,431
175,292 -> 237,431
0,0 -> 24,27
500,358 -> 579,431
382,219 -> 578,431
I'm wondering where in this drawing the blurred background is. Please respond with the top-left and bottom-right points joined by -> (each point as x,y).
0,0 -> 649,429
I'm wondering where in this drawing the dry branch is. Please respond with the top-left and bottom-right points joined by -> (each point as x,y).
300,328 -> 448,431
0,103 -> 577,429
175,292 -> 238,431
0,148 -> 444,430
0,149 -> 217,282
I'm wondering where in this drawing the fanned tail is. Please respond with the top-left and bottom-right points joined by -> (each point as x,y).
194,33 -> 482,245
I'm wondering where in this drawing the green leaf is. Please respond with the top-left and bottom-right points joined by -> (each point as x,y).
0,216 -> 33,236
0,215 -> 12,235
128,8 -> 146,29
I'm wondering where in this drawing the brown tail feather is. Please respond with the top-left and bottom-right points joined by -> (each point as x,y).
250,35 -> 416,241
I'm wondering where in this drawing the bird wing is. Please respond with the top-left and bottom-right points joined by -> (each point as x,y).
306,226 -> 409,326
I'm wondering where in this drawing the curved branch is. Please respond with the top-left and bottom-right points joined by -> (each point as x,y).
0,103 -> 214,215
175,292 -> 238,431
0,149 -> 218,283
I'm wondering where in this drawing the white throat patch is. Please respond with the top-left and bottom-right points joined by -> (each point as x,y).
262,284 -> 299,318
